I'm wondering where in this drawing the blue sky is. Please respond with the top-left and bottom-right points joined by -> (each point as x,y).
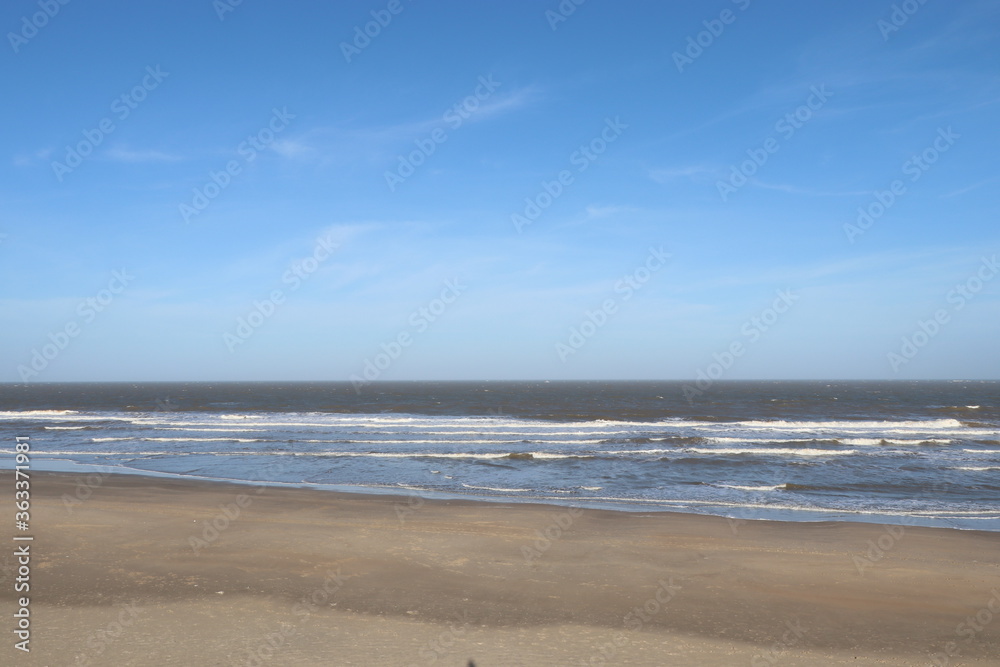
2,0 -> 998,382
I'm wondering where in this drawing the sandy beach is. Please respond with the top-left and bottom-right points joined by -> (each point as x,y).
1,471 -> 998,666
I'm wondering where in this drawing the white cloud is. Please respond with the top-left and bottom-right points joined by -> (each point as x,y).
649,166 -> 716,183
941,176 -> 1000,199
749,180 -> 868,197
271,139 -> 315,159
270,84 -> 542,165
12,148 -> 53,166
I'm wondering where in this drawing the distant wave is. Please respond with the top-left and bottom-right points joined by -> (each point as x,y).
0,410 -> 79,417
700,436 -> 952,446
682,447 -> 858,457
155,427 -> 269,432
728,418 -> 965,430
91,437 -> 265,443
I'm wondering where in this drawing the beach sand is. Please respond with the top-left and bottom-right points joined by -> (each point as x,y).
1,471 -> 998,666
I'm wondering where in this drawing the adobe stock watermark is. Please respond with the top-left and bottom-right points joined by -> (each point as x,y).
577,578 -> 682,665
725,469 -> 803,536
406,613 -> 472,667
224,232 -> 339,352
673,0 -> 752,73
179,107 -> 295,223
189,460 -> 290,553
213,0 -> 245,21
877,0 -> 930,40
16,269 -> 134,381
844,126 -> 959,243
350,277 -> 467,393
394,490 -> 431,525
682,289 -> 799,403
235,568 -> 350,666
521,507 -> 582,564
234,624 -> 297,667
189,490 -> 260,554
50,66 -> 169,182
852,524 -> 906,576
340,0 -> 413,63
290,568 -> 350,619
887,254 -> 997,372
751,618 -> 808,667
929,589 -> 1000,667
385,74 -> 501,192
154,396 -> 180,411
7,0 -> 72,54
69,602 -> 145,667
717,84 -> 832,202
545,0 -> 587,30
61,469 -> 114,514
556,246 -> 670,362
511,117 -> 628,233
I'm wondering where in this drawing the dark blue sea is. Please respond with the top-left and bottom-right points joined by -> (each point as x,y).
1,381 -> 998,531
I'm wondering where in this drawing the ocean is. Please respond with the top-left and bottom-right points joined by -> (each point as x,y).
1,381 -> 998,531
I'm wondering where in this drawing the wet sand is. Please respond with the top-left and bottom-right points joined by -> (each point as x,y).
1,471 -> 998,666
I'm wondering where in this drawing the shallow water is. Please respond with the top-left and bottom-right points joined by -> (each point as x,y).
1,381 -> 997,530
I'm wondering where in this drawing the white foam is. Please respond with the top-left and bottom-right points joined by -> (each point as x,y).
529,452 -> 581,459
714,484 -> 785,492
278,451 -> 580,460
725,418 -> 965,431
684,448 -> 858,457
297,438 -> 605,445
2,451 -> 179,456
839,438 -> 952,446
0,410 -> 126,421
461,483 -> 531,493
702,436 -> 927,446
0,410 -> 78,417
156,427 -> 268,432
92,437 -> 263,443
356,430 -> 635,436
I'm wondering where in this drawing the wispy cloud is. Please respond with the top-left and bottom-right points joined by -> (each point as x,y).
941,176 -> 1000,199
750,180 -> 869,197
582,204 -> 639,219
271,84 -> 542,165
271,139 -> 316,159
649,166 -> 717,183
660,6 -> 999,147
12,148 -> 53,166
374,84 -> 542,139
905,0 -> 1000,53
459,84 -> 541,123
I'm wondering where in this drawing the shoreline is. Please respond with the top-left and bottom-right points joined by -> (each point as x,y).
1,470 -> 998,665
9,459 -> 997,533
